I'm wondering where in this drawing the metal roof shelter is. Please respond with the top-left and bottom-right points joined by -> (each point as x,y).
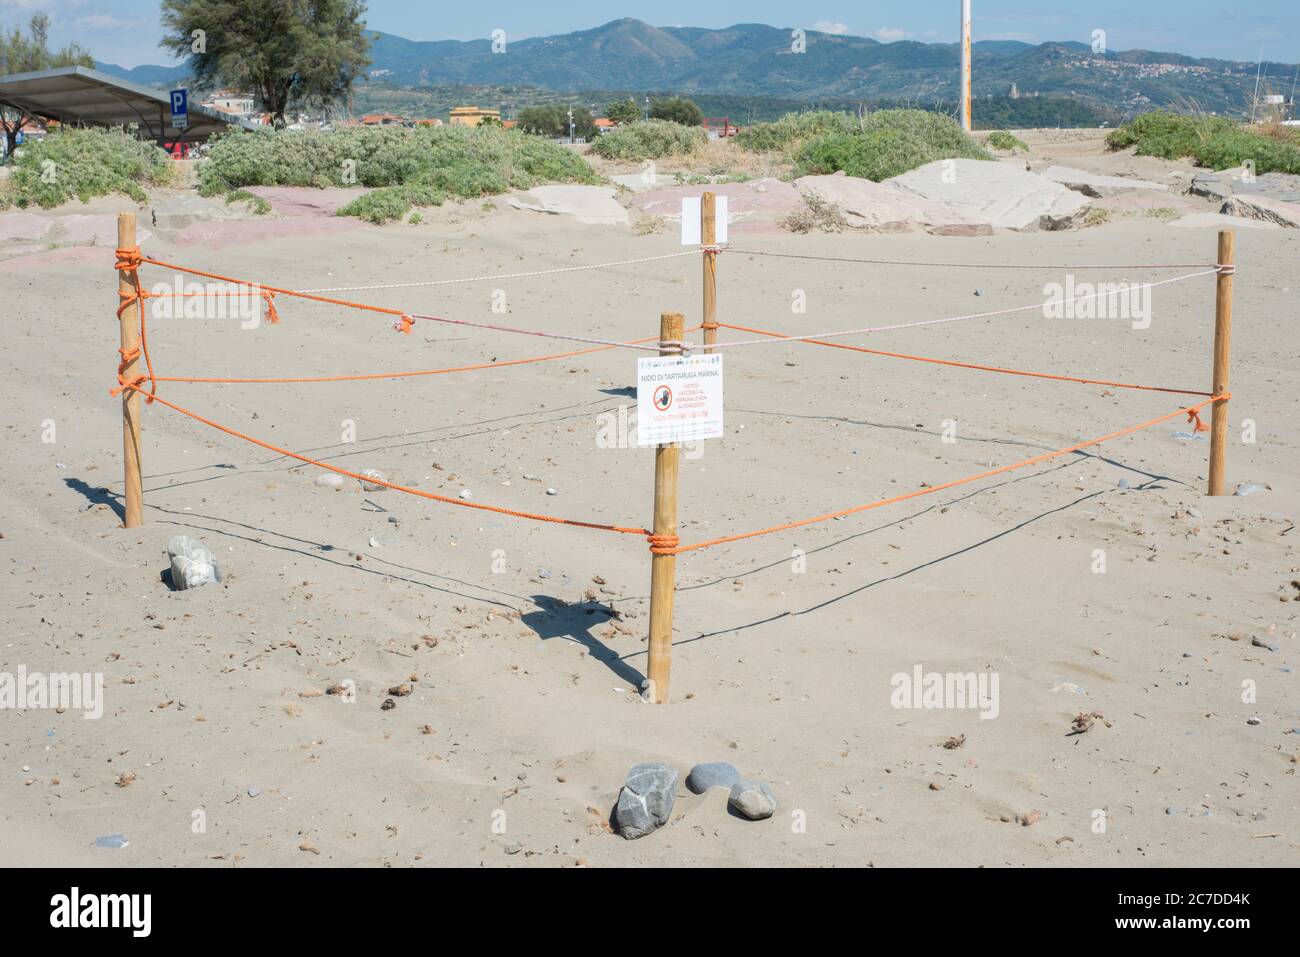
0,65 -> 256,142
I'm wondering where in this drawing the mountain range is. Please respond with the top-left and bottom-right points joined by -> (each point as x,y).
95,17 -> 1300,118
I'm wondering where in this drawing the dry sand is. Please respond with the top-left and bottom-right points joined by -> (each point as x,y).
1,135 -> 1297,867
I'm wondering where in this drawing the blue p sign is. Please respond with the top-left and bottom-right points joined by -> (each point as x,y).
169,89 -> 187,115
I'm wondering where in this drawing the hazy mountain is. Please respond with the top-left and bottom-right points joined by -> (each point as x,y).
96,18 -> 1299,117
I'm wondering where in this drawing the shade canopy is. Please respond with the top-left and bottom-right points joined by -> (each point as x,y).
0,65 -> 255,140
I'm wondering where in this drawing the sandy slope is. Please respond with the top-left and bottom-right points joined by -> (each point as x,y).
1,158 -> 1297,867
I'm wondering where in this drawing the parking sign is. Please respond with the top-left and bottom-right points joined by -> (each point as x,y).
169,88 -> 188,130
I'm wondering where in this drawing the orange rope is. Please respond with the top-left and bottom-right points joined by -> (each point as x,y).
114,247 -> 157,403
717,322 -> 1212,398
658,395 -> 1228,555
123,384 -> 652,539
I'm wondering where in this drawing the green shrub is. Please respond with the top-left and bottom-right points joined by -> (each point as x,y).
985,130 -> 1028,152
734,111 -> 855,153
589,119 -> 706,160
1107,110 -> 1300,174
1,127 -> 173,209
793,110 -> 991,181
1194,129 -> 1300,174
1105,111 -> 1235,158
198,125 -> 600,219
225,189 -> 272,215
336,179 -> 447,224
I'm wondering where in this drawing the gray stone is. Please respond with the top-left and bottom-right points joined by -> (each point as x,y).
887,159 -> 1090,231
793,174 -> 987,233
1222,194 -> 1300,228
686,761 -> 741,794
166,535 -> 222,590
614,762 -> 678,840
150,196 -> 238,232
1041,165 -> 1169,198
1192,169 -> 1300,204
508,185 -> 629,226
728,779 -> 777,820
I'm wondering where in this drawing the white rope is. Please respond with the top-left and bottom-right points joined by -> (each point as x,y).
295,250 -> 698,294
707,269 -> 1220,350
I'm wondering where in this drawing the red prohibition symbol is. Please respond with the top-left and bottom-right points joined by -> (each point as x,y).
654,385 -> 673,410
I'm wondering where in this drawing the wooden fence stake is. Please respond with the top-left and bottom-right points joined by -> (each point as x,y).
701,191 -> 717,353
1208,229 -> 1234,496
646,311 -> 684,704
117,211 -> 144,528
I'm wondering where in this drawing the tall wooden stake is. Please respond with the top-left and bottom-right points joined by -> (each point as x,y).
646,311 -> 684,704
701,191 -> 717,353
1208,229 -> 1234,496
117,211 -> 144,527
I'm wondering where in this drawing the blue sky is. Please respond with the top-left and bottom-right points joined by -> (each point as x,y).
4,0 -> 1297,68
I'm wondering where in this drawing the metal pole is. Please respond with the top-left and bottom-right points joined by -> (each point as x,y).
960,0 -> 973,132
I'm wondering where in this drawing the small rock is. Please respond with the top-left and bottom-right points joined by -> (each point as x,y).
93,834 -> 129,849
247,786 -> 260,798
459,488 -> 472,500
685,761 -> 741,794
728,780 -> 776,820
546,487 -> 558,496
1186,506 -> 1202,518
1252,637 -> 1279,652
166,535 -> 221,591
360,469 -> 387,491
614,762 -> 678,840
504,842 -> 523,855
1234,483 -> 1269,497
1246,716 -> 1262,726
316,474 -> 344,489
1165,805 -> 1181,816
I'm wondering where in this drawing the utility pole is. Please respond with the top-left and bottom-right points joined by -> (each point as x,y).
568,107 -> 574,144
960,0 -> 973,132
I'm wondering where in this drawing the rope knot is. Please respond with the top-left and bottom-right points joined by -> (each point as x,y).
647,534 -> 680,555
114,246 -> 142,271
1216,263 -> 1236,276
262,290 -> 280,324
658,339 -> 689,356
1187,408 -> 1209,433
394,314 -> 414,335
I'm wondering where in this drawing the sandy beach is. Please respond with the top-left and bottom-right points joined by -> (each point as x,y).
1,132 -> 1297,868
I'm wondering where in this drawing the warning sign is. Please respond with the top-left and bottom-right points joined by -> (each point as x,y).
637,354 -> 724,446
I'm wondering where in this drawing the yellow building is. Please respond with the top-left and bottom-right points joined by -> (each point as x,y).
448,106 -> 501,127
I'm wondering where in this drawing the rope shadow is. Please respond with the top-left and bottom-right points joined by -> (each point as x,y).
618,476 -> 1156,658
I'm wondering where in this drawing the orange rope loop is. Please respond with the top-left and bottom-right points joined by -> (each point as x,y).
394,314 -> 414,335
262,290 -> 280,324
647,534 -> 680,555
113,245 -> 157,403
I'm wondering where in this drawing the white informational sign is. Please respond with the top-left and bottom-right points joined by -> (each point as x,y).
637,354 -> 724,446
680,195 -> 729,246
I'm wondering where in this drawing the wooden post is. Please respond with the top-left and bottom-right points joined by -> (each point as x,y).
117,211 -> 144,527
646,311 -> 684,704
701,191 -> 717,353
1208,229 -> 1234,496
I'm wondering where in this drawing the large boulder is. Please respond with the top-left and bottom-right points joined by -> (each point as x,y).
794,174 -> 989,233
887,159 -> 1091,231
1041,165 -> 1169,198
614,762 -> 678,840
1221,193 -> 1300,228
1192,169 -> 1300,205
508,185 -> 629,225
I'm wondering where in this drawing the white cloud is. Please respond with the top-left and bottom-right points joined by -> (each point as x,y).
813,21 -> 848,35
875,27 -> 907,42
